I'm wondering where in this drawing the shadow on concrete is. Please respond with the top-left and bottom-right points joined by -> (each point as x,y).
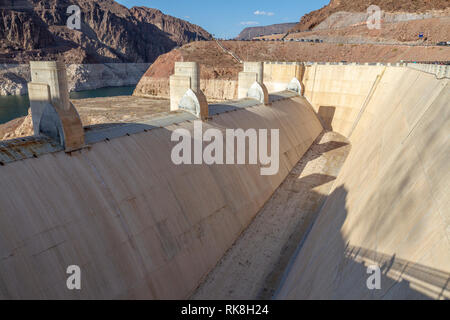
344,246 -> 450,300
285,173 -> 336,191
208,104 -> 240,115
84,122 -> 158,144
275,184 -> 450,300
317,106 -> 336,131
257,131 -> 351,299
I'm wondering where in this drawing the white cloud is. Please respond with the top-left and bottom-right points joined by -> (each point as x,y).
254,10 -> 275,16
240,21 -> 260,26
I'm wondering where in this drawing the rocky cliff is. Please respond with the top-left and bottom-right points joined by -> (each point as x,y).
130,7 -> 212,46
290,0 -> 450,32
236,23 -> 297,40
0,0 -> 212,64
0,63 -> 150,95
66,63 -> 150,91
0,64 -> 30,95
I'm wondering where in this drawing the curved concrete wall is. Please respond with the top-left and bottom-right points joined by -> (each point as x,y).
0,96 -> 322,299
277,67 -> 449,299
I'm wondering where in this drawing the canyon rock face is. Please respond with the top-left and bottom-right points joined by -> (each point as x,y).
0,63 -> 150,95
290,0 -> 450,32
66,63 -> 150,92
236,23 -> 297,40
1,108 -> 33,140
130,7 -> 212,46
0,64 -> 30,95
0,0 -> 212,64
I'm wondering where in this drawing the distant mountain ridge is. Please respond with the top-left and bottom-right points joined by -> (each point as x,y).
236,23 -> 297,40
0,0 -> 212,63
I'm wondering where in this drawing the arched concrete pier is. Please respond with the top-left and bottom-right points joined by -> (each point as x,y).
28,61 -> 84,151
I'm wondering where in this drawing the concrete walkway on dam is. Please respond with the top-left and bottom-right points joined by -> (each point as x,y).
192,131 -> 351,299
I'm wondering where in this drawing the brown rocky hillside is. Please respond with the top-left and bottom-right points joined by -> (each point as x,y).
133,40 -> 450,100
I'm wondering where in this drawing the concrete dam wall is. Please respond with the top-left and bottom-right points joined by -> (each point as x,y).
0,91 -> 322,298
277,65 -> 449,299
0,61 -> 448,299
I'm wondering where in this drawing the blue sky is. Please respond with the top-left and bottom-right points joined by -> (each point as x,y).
116,0 -> 330,39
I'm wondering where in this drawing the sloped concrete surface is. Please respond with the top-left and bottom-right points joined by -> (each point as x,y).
0,96 -> 322,299
192,131 -> 350,299
277,66 -> 449,300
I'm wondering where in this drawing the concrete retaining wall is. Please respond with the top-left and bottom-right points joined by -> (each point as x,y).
133,78 -> 239,101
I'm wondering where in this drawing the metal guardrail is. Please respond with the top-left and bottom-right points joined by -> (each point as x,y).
288,62 -> 406,67
215,40 -> 243,64
407,63 -> 450,79
299,61 -> 449,78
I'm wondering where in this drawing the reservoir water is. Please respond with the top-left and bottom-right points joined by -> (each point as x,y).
0,86 -> 136,125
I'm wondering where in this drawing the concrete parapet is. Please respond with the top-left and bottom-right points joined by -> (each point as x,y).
287,77 -> 302,95
247,82 -> 269,105
238,62 -> 270,105
238,71 -> 257,99
243,61 -> 264,83
30,61 -> 71,111
170,75 -> 191,111
28,61 -> 84,152
174,62 -> 200,92
170,62 -> 209,117
179,89 -> 209,120
27,82 -> 51,135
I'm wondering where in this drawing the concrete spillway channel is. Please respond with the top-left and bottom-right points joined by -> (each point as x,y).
0,62 -> 448,299
192,131 -> 351,299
